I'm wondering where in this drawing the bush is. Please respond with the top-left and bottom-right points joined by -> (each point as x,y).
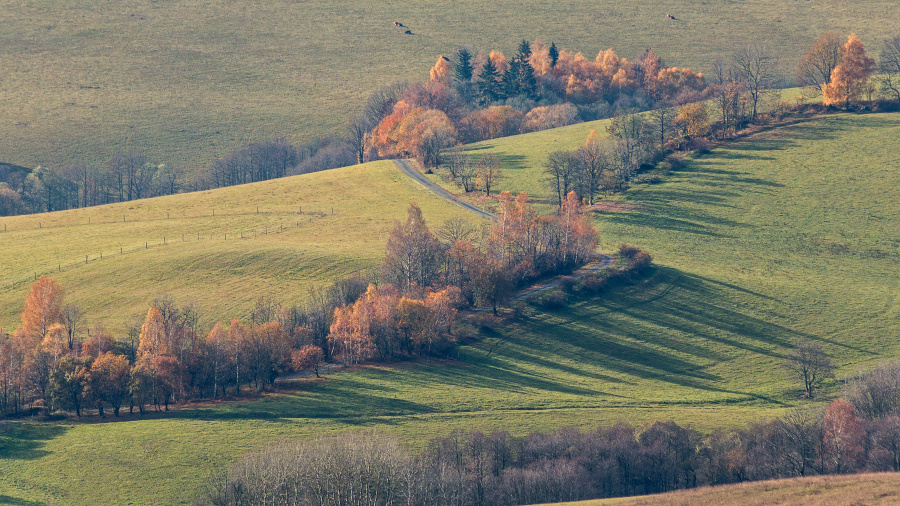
579,274 -> 607,295
536,289 -> 568,310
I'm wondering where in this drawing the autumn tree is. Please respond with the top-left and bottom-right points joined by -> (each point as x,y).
136,305 -> 169,362
558,191 -> 599,268
80,324 -> 115,359
21,276 -> 64,344
823,34 -> 876,108
245,321 -> 291,390
383,202 -> 444,292
48,355 -> 90,416
782,338 -> 834,398
204,322 -> 230,398
673,103 -> 711,148
61,304 -> 83,352
477,154 -> 503,196
472,256 -> 513,315
544,150 -> 579,208
576,130 -> 606,205
711,57 -> 745,136
732,44 -> 776,121
822,399 -> 865,473
228,318 -> 248,394
879,35 -> 900,101
798,31 -> 844,94
89,352 -> 130,416
291,345 -> 325,378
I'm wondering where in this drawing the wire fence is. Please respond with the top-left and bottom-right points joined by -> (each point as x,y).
1,207 -> 336,291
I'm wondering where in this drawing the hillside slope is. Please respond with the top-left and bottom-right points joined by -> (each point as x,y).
1,112 -> 898,505
1,0 -> 898,173
0,160 -> 481,333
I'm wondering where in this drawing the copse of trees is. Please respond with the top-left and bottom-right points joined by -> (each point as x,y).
0,193 -> 603,418
361,39 -> 710,169
201,371 -> 900,506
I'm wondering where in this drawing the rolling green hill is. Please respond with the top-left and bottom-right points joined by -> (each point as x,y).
2,110 -> 898,504
1,0 -> 898,174
0,160 -> 482,333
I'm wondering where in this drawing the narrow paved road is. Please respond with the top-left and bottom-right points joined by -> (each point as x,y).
394,159 -> 497,219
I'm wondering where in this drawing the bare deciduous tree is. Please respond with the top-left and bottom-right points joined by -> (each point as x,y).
782,338 -> 835,398
732,44 -> 777,121
878,34 -> 900,101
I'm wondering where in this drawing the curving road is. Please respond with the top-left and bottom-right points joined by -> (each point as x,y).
394,159 -> 497,219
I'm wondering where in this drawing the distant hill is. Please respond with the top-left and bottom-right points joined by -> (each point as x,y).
0,0 -> 898,174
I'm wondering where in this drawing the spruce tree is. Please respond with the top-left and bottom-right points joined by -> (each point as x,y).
478,57 -> 501,103
518,59 -> 538,99
455,48 -> 473,82
549,42 -> 559,68
503,58 -> 521,97
517,39 -> 532,60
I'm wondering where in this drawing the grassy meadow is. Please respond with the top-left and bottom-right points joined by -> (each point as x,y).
2,0 -> 899,175
1,110 -> 898,504
0,160 -> 482,334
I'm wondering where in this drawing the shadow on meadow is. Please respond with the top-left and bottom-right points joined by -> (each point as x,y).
0,422 -> 69,462
0,495 -> 45,506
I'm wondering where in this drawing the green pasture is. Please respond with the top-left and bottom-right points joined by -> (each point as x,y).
0,160 -> 481,334
2,112 -> 898,504
1,0 -> 898,174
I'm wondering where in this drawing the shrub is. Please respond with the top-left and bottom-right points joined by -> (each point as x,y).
579,274 -> 607,295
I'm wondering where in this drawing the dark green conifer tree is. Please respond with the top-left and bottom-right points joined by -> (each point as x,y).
455,48 -> 473,82
549,42 -> 559,68
478,57 -> 502,103
503,58 -> 521,97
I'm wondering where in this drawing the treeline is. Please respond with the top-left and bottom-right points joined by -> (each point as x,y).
202,363 -> 900,505
0,137 -> 355,217
0,193 -> 606,417
531,32 -> 900,202
353,39 -> 710,169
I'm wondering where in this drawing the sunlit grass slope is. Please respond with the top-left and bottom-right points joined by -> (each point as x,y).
1,0 -> 898,174
1,113 -> 898,505
0,160 -> 480,333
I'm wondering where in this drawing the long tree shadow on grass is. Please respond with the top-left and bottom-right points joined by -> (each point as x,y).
0,422 -> 69,461
0,495 -> 46,506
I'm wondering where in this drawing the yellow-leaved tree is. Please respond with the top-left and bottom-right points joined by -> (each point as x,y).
823,34 -> 876,107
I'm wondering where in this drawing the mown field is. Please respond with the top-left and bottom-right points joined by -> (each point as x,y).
0,160 -> 481,334
1,111 -> 898,504
1,0 -> 899,175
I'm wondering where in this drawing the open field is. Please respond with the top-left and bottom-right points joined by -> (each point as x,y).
2,0 -> 899,174
1,111 -> 898,504
564,472 -> 900,505
0,160 -> 481,333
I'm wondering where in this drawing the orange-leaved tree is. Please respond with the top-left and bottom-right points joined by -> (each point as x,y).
291,345 -> 325,378
89,352 -> 131,417
21,276 -> 64,344
798,31 -> 843,93
823,34 -> 876,108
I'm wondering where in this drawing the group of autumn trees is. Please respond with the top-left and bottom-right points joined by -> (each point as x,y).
326,191 -> 598,365
204,362 -> 900,505
5,32 -> 899,217
0,277 -> 308,417
0,193 -> 599,417
352,39 -> 710,169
